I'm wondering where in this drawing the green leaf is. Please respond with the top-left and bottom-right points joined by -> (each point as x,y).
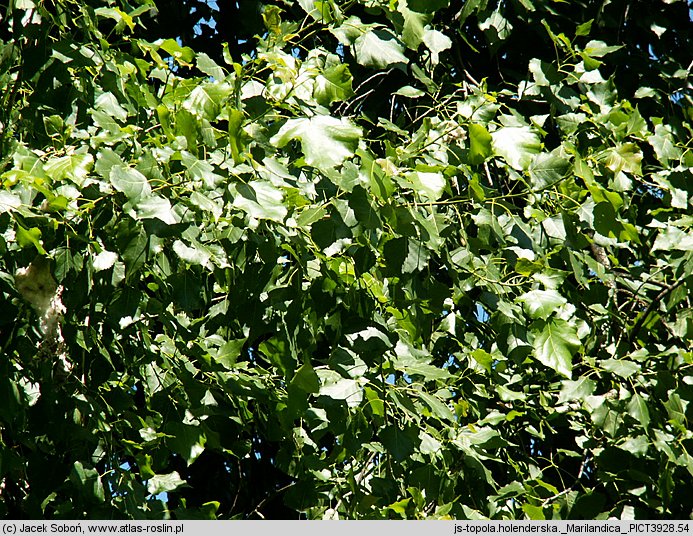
380,425 -> 416,461
403,238 -> 430,273
386,498 -> 411,515
575,19 -> 593,37
393,86 -> 425,98
318,370 -> 363,407
94,7 -> 134,33
262,5 -> 282,34
419,431 -> 442,454
182,81 -> 232,121
329,347 -> 368,378
470,348 -> 493,372
491,126 -> 542,170
365,386 -> 385,417
167,423 -> 206,465
529,58 -> 561,87
522,504 -> 546,520
95,92 -> 128,121
159,38 -> 195,66
393,340 -> 451,380
418,392 -> 455,421
182,152 -> 224,188
423,29 -> 452,64
110,165 -> 151,203
147,471 -> 187,495
600,358 -> 640,378
479,11 -> 514,49
291,361 -> 320,394
314,64 -> 354,106
627,393 -> 650,428
0,191 -> 22,214
16,225 -> 46,255
652,226 -> 693,252
405,171 -> 445,201
233,181 -> 288,222
330,15 -> 373,45
497,385 -> 526,402
557,377 -> 596,404
135,196 -> 179,225
196,52 -> 226,80
296,0 -> 336,22
215,339 -> 245,370
173,239 -> 212,268
515,258 -> 543,277
296,205 -> 327,228
70,461 -> 105,503
517,289 -> 567,320
270,116 -> 362,168
529,151 -> 570,188
601,143 -> 643,176
43,154 -> 93,186
407,363 -> 451,380
189,191 -> 223,219
647,123 -> 682,165
468,123 -> 493,165
619,435 -> 650,457
583,40 -> 622,58
353,30 -> 408,68
227,109 -> 245,164
398,3 -> 432,49
532,318 -> 581,378
95,148 -> 125,179
406,0 -> 450,13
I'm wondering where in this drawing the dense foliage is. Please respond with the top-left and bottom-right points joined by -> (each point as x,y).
1,0 -> 692,520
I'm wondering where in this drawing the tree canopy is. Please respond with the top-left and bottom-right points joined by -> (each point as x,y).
1,0 -> 692,520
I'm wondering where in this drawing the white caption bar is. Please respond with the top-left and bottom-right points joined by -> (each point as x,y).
0,521 -> 690,536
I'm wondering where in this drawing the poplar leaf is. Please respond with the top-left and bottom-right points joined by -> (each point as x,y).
532,318 -> 581,378
270,116 -> 362,169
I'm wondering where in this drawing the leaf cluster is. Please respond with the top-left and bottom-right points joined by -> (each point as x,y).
0,0 -> 692,521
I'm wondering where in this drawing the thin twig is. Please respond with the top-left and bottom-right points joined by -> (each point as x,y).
337,70 -> 392,115
249,482 -> 295,519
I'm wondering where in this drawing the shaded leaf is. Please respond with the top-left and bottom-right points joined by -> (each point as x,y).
291,361 -> 321,394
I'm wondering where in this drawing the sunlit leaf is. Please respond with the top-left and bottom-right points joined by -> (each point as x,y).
468,123 -> 493,165
135,196 -> 179,225
93,250 -> 118,272
182,82 -> 233,121
532,318 -> 581,378
353,30 -> 408,68
270,116 -> 362,168
517,289 -> 567,320
233,181 -> 288,222
110,165 -> 151,203
491,126 -> 542,170
147,472 -> 187,495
